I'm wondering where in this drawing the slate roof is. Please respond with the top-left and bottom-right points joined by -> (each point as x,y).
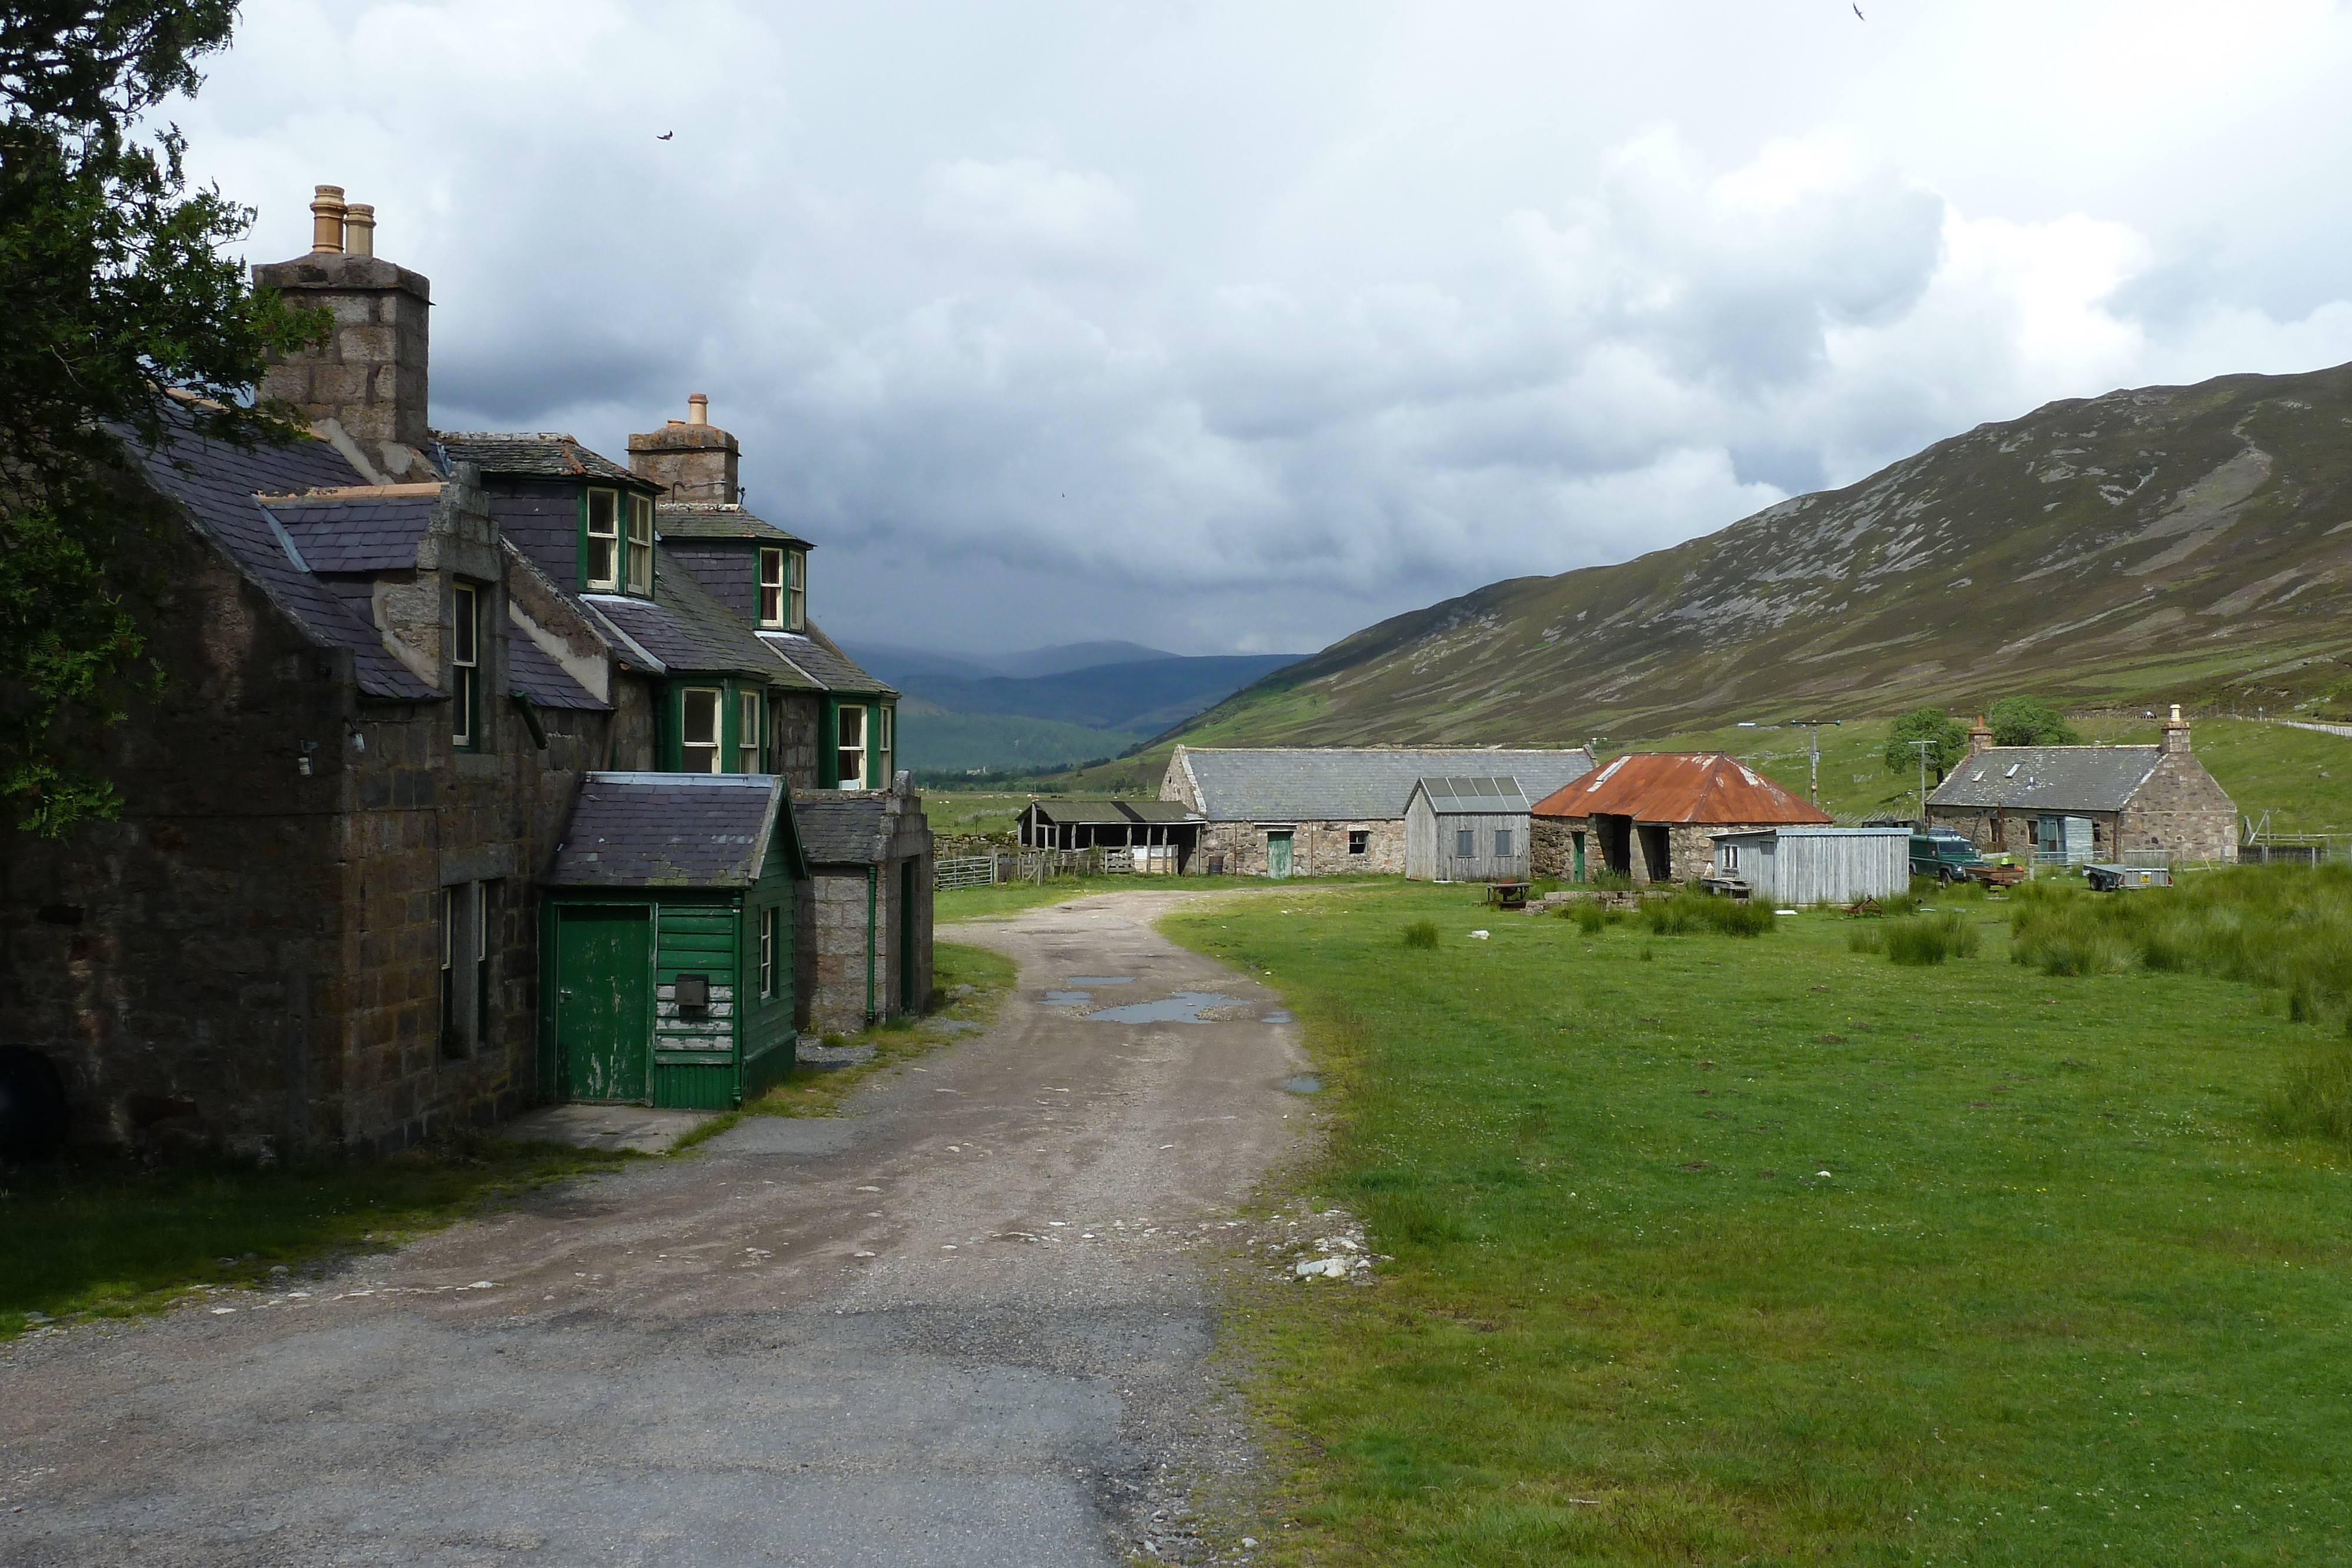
262,488 -> 440,574
507,634 -> 611,712
126,410 -> 440,701
547,773 -> 800,887
1927,746 -> 2164,813
760,628 -> 896,695
794,795 -> 897,864
435,433 -> 649,488
1411,777 -> 1531,815
587,547 -> 818,685
656,502 -> 808,546
1173,747 -> 1595,822
1532,753 -> 1832,826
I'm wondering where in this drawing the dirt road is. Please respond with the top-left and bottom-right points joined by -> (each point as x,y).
0,889 -> 1305,1567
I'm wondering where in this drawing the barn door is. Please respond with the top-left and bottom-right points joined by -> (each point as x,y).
555,905 -> 652,1102
1267,831 -> 1294,878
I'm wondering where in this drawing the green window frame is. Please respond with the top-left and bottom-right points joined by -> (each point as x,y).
680,686 -> 722,773
626,493 -> 654,595
876,704 -> 893,783
757,548 -> 786,628
737,688 -> 763,774
759,906 -> 779,1000
788,549 -> 807,630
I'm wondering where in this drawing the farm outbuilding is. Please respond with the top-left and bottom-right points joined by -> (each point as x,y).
1016,799 -> 1205,871
1709,826 -> 1910,906
1404,777 -> 1532,882
1161,745 -> 1594,877
1531,753 -> 1832,885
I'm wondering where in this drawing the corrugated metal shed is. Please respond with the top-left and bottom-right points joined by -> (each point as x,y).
1929,747 -> 2161,811
1709,826 -> 1909,905
1532,753 -> 1832,825
1172,747 -> 1593,822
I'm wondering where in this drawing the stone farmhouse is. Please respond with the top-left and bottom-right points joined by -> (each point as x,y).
1531,753 -> 1832,885
1926,707 -> 2236,864
1160,746 -> 1595,877
0,186 -> 928,1155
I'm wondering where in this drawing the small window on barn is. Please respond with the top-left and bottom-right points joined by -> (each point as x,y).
584,489 -> 619,589
680,687 -> 721,773
1348,830 -> 1369,855
738,688 -> 762,773
1495,828 -> 1512,857
1722,844 -> 1740,872
1455,827 -> 1475,858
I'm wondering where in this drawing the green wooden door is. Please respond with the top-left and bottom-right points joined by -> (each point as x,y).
556,905 -> 652,1101
1267,831 -> 1293,878
1573,831 -> 1586,882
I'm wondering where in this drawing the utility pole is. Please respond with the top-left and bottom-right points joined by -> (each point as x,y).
1786,719 -> 1838,808
1909,738 -> 1935,825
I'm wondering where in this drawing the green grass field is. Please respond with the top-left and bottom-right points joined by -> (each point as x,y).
1164,882 -> 2351,1566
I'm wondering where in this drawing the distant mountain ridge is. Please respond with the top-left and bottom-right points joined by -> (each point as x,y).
1165,362 -> 2352,751
843,639 -> 1308,773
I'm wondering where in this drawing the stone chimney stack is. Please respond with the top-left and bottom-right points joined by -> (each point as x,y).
1967,714 -> 1994,757
255,184 -> 432,480
2161,703 -> 2193,754
629,394 -> 740,504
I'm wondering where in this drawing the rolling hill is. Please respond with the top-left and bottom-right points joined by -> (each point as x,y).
1162,362 -> 2352,755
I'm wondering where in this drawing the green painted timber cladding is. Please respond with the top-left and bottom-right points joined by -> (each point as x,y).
741,848 -> 798,1096
653,902 -> 737,1110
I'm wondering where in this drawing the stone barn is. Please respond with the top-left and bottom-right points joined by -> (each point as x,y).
1531,753 -> 1832,885
1403,778 -> 1532,882
1161,746 -> 1593,877
1925,707 -> 2236,864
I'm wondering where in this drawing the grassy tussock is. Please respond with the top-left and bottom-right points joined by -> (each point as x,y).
2009,866 -> 2352,1008
1849,911 -> 1982,964
1641,891 -> 1775,937
1401,918 -> 1439,950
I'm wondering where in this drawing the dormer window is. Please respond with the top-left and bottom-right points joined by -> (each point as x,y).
586,490 -> 656,596
626,494 -> 654,594
680,687 -> 721,773
789,549 -> 806,629
758,548 -> 786,628
584,490 -> 619,590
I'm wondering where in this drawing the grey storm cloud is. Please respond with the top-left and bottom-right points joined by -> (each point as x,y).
171,0 -> 2352,656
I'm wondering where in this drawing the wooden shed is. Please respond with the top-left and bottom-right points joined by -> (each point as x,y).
1017,798 -> 1205,871
1404,777 -> 1532,882
540,773 -> 810,1111
1708,826 -> 1909,906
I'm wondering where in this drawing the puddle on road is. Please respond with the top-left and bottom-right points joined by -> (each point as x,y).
1067,977 -> 1135,987
1085,991 -> 1251,1024
1043,991 -> 1093,1006
1261,1008 -> 1296,1024
1282,1075 -> 1323,1094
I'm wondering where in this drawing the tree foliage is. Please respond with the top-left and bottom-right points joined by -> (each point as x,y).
1883,706 -> 1970,783
1,2 -> 320,835
1987,696 -> 2080,748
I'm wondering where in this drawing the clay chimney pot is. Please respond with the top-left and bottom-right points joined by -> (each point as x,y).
310,185 -> 347,253
342,202 -> 375,258
687,393 -> 709,426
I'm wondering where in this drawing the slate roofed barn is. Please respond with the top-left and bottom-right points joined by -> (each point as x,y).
1160,745 -> 1594,877
1925,707 -> 2235,864
1530,753 -> 1832,886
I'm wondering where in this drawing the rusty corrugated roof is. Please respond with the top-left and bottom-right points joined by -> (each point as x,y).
1530,753 -> 1832,825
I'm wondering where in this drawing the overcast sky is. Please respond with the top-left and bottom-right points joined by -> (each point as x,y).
172,1 -> 2352,657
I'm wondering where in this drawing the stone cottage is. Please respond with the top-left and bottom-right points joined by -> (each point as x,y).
1530,753 -> 1833,885
0,185 -> 930,1152
1160,746 -> 1596,877
1925,707 -> 2236,864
